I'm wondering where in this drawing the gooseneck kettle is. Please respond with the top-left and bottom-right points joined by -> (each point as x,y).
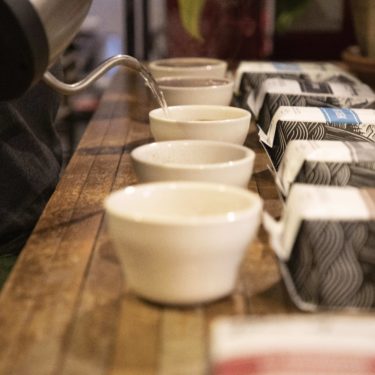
0,0 -> 142,100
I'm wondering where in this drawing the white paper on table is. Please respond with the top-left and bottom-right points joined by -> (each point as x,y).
211,315 -> 375,375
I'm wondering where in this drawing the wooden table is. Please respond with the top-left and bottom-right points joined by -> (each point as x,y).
0,69 -> 294,375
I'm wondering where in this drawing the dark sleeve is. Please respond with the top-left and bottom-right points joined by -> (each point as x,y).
0,64 -> 63,256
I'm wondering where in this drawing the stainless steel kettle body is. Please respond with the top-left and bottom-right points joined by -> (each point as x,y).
0,0 -> 143,100
30,0 -> 93,65
0,0 -> 92,100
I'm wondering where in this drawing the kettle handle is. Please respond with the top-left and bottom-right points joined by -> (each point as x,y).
43,54 -> 142,95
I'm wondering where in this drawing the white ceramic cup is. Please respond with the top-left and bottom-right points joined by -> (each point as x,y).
156,76 -> 234,106
148,57 -> 227,79
131,140 -> 255,188
149,105 -> 251,145
104,181 -> 263,305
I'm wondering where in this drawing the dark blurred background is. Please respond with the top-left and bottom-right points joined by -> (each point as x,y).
68,0 -> 359,74
127,0 -> 357,61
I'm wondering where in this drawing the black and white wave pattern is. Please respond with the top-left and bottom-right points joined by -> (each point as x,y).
264,119 -> 375,170
287,220 -> 375,309
295,161 -> 375,188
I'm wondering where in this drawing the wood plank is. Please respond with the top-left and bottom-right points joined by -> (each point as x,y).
2,150 -> 119,375
58,96 -> 153,375
105,109 -> 160,375
57,228 -> 124,375
0,80 -> 129,374
159,308 -> 207,375
109,296 -> 161,375
0,93 -> 118,374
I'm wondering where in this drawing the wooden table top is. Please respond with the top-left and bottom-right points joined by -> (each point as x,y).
0,70 -> 294,375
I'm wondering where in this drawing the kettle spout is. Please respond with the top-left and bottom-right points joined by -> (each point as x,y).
43,54 -> 142,95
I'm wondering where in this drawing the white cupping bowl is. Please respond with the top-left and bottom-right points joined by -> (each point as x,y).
148,57 -> 227,79
149,105 -> 251,145
131,140 -> 255,188
156,76 -> 234,106
104,182 -> 263,305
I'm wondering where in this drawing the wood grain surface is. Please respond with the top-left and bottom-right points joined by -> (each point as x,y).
0,70 -> 295,375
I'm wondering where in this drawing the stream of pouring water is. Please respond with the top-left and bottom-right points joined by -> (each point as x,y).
140,64 -> 169,117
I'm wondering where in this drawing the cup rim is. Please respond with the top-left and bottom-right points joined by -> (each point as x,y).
104,181 -> 263,226
131,140 -> 255,171
149,105 -> 251,124
149,57 -> 227,72
156,76 -> 233,90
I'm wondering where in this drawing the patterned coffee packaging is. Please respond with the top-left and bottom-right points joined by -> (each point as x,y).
264,184 -> 375,311
259,106 -> 375,170
276,140 -> 375,197
234,61 -> 360,95
234,61 -> 361,109
250,77 -> 375,123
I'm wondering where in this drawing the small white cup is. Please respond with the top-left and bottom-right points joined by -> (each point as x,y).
149,105 -> 251,145
148,57 -> 227,79
104,182 -> 263,305
131,140 -> 255,188
156,76 -> 234,106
